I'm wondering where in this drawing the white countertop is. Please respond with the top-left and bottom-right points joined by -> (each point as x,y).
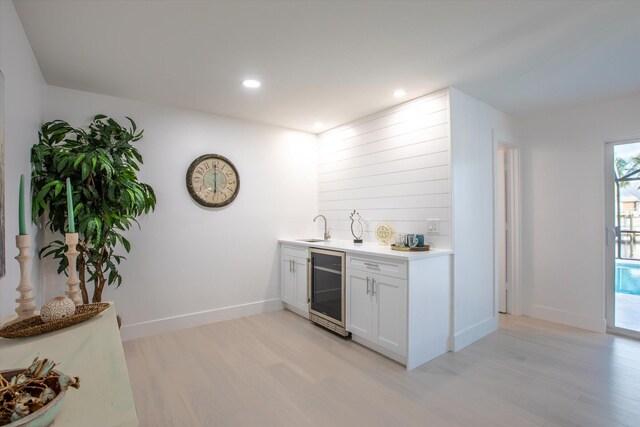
279,238 -> 452,260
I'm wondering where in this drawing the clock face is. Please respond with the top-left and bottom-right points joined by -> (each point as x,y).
186,154 -> 240,207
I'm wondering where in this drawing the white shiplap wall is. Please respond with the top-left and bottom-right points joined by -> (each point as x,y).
318,89 -> 451,248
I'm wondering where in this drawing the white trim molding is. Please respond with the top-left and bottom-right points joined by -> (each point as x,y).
282,303 -> 308,318
528,304 -> 606,333
119,298 -> 284,341
493,134 -> 522,316
452,316 -> 498,352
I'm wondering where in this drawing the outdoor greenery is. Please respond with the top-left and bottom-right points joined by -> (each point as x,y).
615,155 -> 640,188
31,115 -> 156,303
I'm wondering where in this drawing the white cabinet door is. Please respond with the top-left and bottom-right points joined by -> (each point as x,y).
293,257 -> 309,313
281,257 -> 295,306
373,274 -> 407,356
348,270 -> 373,339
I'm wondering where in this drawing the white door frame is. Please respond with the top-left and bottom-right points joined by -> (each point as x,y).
493,135 -> 522,316
604,138 -> 640,338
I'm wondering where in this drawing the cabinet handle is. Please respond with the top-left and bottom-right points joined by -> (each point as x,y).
290,259 -> 293,272
366,277 -> 370,295
292,260 -> 295,273
364,262 -> 379,269
372,278 -> 376,296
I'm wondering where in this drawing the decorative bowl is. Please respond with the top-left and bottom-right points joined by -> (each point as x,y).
40,296 -> 75,323
0,303 -> 109,339
1,369 -> 67,427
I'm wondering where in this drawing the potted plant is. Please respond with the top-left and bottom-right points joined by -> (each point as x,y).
31,115 -> 156,304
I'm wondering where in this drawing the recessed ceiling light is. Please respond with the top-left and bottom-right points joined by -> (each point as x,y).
242,79 -> 261,88
314,122 -> 323,130
393,89 -> 407,98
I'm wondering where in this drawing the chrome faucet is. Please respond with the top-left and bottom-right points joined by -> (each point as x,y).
313,214 -> 331,240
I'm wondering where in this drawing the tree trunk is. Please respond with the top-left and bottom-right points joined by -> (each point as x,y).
93,276 -> 105,303
93,248 -> 107,302
92,260 -> 107,303
77,247 -> 89,304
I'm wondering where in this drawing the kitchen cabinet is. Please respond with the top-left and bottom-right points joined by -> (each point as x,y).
279,239 -> 452,370
346,252 -> 450,369
281,245 -> 309,316
347,267 -> 406,356
374,273 -> 407,355
347,270 -> 373,338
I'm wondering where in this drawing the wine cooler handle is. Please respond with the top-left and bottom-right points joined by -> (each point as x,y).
307,257 -> 312,303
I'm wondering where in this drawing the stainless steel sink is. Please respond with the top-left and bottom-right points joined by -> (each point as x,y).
296,238 -> 326,242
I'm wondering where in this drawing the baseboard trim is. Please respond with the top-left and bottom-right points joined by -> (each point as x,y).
528,304 -> 606,333
119,298 -> 284,341
282,303 -> 309,319
453,316 -> 498,351
351,335 -> 406,366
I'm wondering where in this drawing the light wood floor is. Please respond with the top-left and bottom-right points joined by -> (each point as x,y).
123,310 -> 640,427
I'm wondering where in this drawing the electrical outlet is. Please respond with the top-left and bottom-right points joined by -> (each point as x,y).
426,219 -> 440,235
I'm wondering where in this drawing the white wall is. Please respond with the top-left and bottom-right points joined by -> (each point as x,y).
449,87 -> 517,350
318,90 -> 451,247
318,87 -> 518,351
0,0 -> 47,321
44,86 -> 318,340
519,92 -> 640,332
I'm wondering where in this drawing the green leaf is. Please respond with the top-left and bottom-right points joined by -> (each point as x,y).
41,247 -> 61,258
120,236 -> 131,252
34,184 -> 55,207
126,189 -> 135,207
54,182 -> 64,197
31,115 -> 155,302
73,153 -> 86,168
81,162 -> 90,181
94,218 -> 102,240
125,116 -> 137,133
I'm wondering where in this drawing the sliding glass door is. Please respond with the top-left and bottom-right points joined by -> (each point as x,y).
606,140 -> 640,336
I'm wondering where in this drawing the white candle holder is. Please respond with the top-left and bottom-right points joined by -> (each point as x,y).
64,233 -> 82,306
14,234 -> 36,321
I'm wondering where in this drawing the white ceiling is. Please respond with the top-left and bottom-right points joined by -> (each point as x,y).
13,0 -> 640,133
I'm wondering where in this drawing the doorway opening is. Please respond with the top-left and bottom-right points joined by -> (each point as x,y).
494,142 -> 520,316
606,140 -> 640,336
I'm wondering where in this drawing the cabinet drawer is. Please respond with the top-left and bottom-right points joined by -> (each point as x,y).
281,244 -> 309,259
348,255 -> 406,279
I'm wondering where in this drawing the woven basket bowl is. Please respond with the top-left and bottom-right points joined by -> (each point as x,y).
0,369 -> 67,427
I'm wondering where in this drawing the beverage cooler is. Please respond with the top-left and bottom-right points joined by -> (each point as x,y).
308,248 -> 348,336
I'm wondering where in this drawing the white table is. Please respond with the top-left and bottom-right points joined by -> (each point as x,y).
0,303 -> 138,426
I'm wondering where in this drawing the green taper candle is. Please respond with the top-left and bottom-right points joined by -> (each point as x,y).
66,178 -> 75,233
18,174 -> 26,235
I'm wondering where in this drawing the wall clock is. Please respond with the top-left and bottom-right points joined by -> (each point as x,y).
186,154 -> 240,207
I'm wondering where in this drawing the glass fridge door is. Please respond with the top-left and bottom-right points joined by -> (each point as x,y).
310,250 -> 343,322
